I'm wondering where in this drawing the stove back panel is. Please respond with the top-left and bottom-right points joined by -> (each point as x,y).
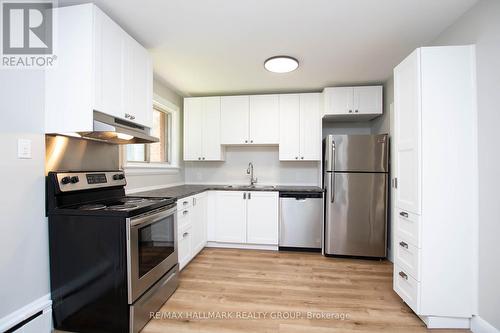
46,135 -> 119,173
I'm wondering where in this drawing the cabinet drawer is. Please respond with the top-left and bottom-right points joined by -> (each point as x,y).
396,209 -> 420,247
395,234 -> 420,281
177,197 -> 193,210
394,264 -> 419,312
178,224 -> 192,270
177,208 -> 191,229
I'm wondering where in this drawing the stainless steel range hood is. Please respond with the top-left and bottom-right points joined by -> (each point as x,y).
76,111 -> 159,144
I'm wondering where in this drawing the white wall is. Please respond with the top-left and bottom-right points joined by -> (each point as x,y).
125,78 -> 185,191
0,70 -> 50,319
430,0 -> 500,329
185,146 -> 320,186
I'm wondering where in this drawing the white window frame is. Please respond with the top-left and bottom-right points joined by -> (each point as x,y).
123,94 -> 181,175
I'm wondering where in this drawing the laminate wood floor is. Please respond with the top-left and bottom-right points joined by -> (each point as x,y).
142,248 -> 469,333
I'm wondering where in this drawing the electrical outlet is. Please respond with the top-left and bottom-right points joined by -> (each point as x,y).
17,139 -> 32,159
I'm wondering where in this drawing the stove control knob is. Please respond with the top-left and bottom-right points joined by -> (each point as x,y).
61,176 -> 71,185
70,176 -> 79,184
113,174 -> 125,180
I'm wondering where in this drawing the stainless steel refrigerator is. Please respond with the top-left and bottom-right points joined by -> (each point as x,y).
323,134 -> 388,258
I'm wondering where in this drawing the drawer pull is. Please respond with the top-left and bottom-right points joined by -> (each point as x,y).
183,232 -> 189,238
183,210 -> 188,215
399,271 -> 408,280
183,201 -> 188,206
399,211 -> 409,218
399,241 -> 408,249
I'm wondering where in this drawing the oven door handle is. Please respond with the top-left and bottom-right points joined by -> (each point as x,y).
130,206 -> 177,228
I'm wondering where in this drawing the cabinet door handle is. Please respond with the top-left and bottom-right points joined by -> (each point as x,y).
198,157 -> 201,160
202,157 -> 205,160
301,156 -> 304,160
130,115 -> 136,120
245,140 -> 248,143
399,211 -> 409,218
183,232 -> 189,238
399,241 -> 408,249
349,110 -> 353,113
250,140 -> 253,143
193,197 -> 196,206
183,210 -> 188,215
399,271 -> 408,280
243,192 -> 246,200
248,192 -> 251,200
355,110 -> 358,113
295,156 -> 298,160
183,201 -> 188,206
125,113 -> 130,118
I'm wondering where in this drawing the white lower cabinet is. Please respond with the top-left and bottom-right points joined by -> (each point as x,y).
214,191 -> 278,246
177,192 -> 208,270
246,192 -> 279,245
178,224 -> 192,269
214,191 -> 247,243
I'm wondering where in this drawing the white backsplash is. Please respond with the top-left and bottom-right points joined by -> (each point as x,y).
184,146 -> 321,186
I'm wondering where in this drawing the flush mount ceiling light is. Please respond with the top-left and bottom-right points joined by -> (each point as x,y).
264,56 -> 299,73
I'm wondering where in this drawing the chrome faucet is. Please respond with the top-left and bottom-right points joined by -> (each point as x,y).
246,162 -> 258,186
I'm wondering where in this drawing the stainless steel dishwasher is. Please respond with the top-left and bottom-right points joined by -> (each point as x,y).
279,192 -> 323,251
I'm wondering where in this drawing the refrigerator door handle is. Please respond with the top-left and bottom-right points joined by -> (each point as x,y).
330,140 -> 336,203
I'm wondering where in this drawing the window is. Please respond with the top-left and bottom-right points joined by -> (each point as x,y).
126,106 -> 171,163
124,96 -> 180,172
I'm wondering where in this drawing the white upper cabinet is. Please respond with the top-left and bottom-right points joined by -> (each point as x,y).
323,86 -> 382,120
299,93 -> 321,160
249,95 -> 280,144
354,86 -> 383,115
279,93 -> 321,161
45,4 -> 153,133
123,35 -> 153,128
220,95 -> 279,145
220,96 -> 249,144
184,97 -> 223,161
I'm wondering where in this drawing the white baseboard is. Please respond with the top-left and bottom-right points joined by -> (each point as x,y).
420,315 -> 470,329
206,241 -> 278,251
471,315 -> 500,333
0,294 -> 52,332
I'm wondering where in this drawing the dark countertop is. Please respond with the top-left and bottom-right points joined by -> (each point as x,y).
135,184 -> 324,200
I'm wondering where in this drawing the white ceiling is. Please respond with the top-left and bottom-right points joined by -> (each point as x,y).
59,0 -> 477,96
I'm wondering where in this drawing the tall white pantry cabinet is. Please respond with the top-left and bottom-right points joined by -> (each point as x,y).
392,45 -> 477,329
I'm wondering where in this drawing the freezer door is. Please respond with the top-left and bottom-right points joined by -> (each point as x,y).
325,172 -> 387,257
333,134 -> 388,172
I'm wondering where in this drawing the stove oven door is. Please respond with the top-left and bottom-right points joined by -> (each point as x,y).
128,205 -> 177,303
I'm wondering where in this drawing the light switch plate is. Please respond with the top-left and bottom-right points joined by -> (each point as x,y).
18,139 -> 32,159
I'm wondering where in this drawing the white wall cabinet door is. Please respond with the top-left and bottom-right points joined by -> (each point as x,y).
323,87 -> 354,115
220,96 -> 249,144
279,94 -> 301,160
394,50 -> 421,214
183,98 -> 203,160
299,93 -> 321,160
246,192 -> 279,245
214,191 -> 247,243
354,86 -> 383,115
93,8 -> 123,119
123,35 -> 153,128
249,95 -> 279,144
202,97 -> 222,160
191,192 -> 208,255
184,97 -> 222,161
